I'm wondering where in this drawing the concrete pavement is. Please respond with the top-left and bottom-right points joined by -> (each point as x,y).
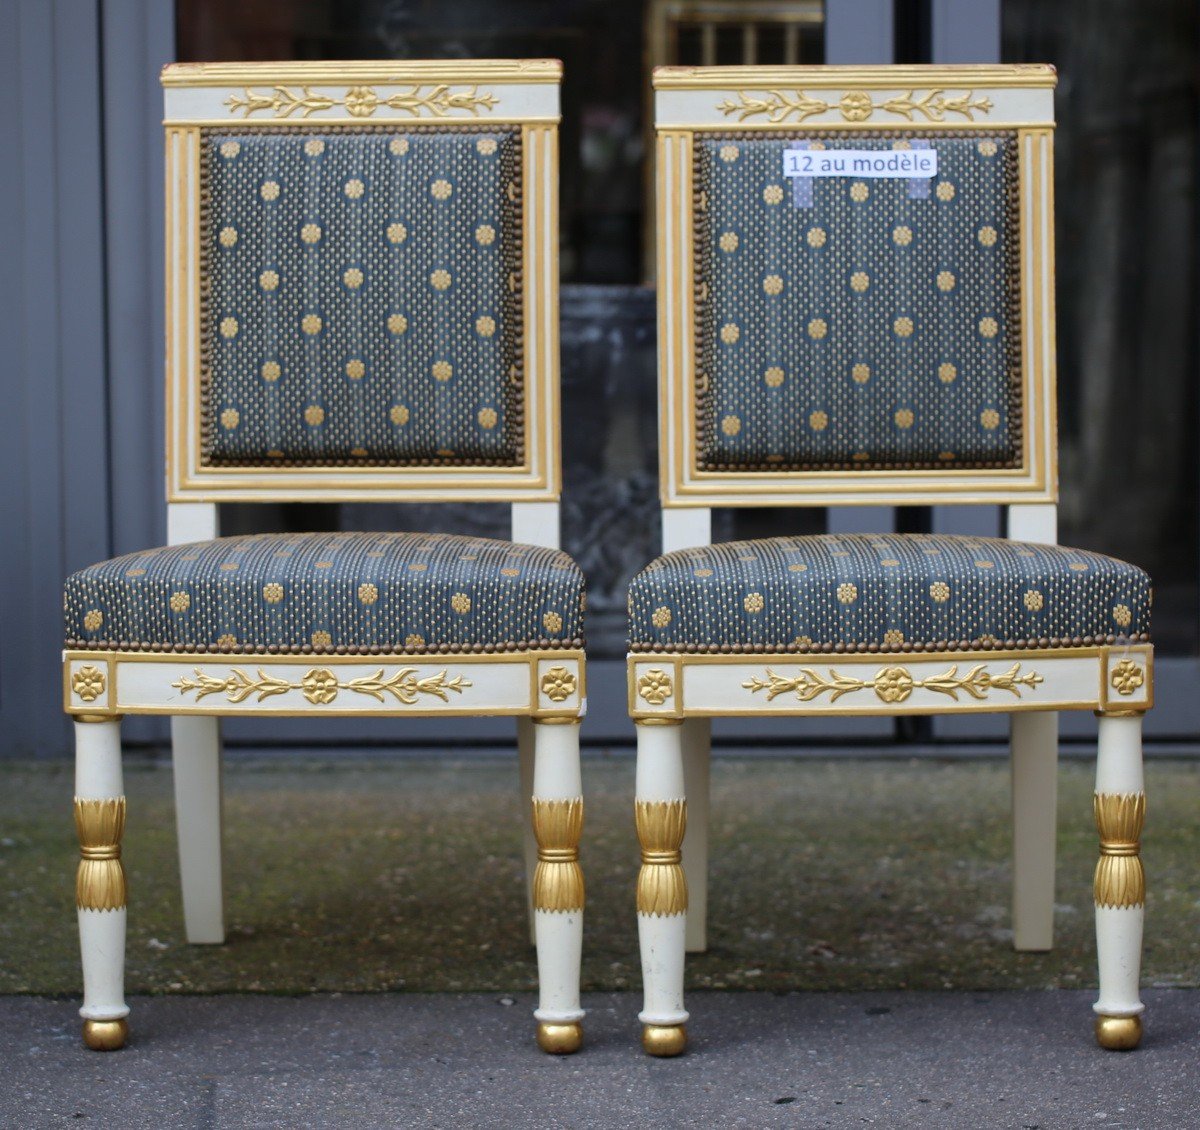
3,990 -> 1195,1128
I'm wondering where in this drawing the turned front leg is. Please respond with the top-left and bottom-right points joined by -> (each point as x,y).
636,718 -> 688,1057
1093,711 -> 1146,1050
74,716 -> 129,1051
530,718 -> 585,1054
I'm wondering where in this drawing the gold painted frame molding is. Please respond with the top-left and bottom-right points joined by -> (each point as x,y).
162,60 -> 563,503
627,645 -> 1153,720
653,63 -> 1058,508
64,649 -> 586,722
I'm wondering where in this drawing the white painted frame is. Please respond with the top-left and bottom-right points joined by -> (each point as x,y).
163,60 -> 562,502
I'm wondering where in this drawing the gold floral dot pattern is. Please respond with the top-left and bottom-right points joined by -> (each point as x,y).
696,134 -> 1020,473
66,532 -> 585,653
628,534 -> 1151,654
202,129 -> 523,467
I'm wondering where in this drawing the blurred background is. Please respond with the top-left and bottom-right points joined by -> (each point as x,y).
2,0 -> 1196,756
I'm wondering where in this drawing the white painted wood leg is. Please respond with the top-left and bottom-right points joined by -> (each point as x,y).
172,716 -> 225,944
682,718 -> 710,953
75,717 -> 129,1051
530,718 -> 584,1054
517,716 -> 537,944
1093,711 -> 1146,1050
636,719 -> 688,1057
1010,710 -> 1058,951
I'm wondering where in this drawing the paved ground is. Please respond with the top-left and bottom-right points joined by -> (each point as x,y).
3,990 -> 1195,1128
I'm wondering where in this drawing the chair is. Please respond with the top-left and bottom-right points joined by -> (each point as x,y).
630,63 -> 1152,1056
63,59 -> 587,1055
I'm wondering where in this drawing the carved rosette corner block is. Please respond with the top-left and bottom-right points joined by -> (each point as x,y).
1109,659 -> 1145,698
72,665 -> 107,704
75,798 -> 127,911
636,800 -> 688,917
637,669 -> 674,707
1094,793 -> 1146,909
540,666 -> 577,703
531,798 -> 584,913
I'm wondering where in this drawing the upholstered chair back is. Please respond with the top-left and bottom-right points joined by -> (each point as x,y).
203,127 -> 523,467
696,132 -> 1018,472
654,65 -> 1056,509
163,61 -> 560,503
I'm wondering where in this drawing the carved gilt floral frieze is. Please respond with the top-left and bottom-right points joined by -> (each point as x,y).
224,84 -> 499,120
171,666 -> 472,706
716,88 -> 994,125
743,662 -> 1043,706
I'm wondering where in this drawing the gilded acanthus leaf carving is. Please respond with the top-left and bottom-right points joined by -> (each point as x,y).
171,666 -> 472,706
742,662 -> 1043,706
224,83 -> 499,119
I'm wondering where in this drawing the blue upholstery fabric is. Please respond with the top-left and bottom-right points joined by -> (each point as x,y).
695,133 -> 1018,471
66,532 -> 583,654
628,535 -> 1151,653
202,127 -> 522,467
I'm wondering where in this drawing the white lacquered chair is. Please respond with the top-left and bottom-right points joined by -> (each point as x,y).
63,59 -> 587,1054
630,63 -> 1152,1056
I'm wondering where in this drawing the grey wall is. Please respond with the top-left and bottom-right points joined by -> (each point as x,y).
0,0 -> 172,757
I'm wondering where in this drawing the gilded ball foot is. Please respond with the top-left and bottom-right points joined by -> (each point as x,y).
537,1022 -> 583,1055
642,1023 -> 687,1057
83,1018 -> 128,1051
1095,1015 -> 1142,1051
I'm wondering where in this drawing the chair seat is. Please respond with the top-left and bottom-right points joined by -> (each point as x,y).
66,531 -> 584,655
628,534 -> 1151,654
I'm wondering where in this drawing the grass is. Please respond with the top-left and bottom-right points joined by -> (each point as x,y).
1,756 -> 1197,995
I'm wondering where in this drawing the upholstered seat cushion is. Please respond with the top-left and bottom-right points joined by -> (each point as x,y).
66,532 -> 583,654
628,534 -> 1151,654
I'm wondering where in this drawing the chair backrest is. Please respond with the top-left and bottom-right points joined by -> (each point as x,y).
653,63 -> 1057,510
162,60 -> 561,505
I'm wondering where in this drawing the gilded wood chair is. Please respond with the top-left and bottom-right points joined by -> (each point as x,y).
630,63 -> 1152,1056
63,60 -> 587,1054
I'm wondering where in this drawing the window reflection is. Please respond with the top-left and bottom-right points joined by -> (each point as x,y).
1005,0 -> 1199,654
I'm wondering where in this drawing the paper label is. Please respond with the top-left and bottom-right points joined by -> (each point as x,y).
782,148 -> 938,179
